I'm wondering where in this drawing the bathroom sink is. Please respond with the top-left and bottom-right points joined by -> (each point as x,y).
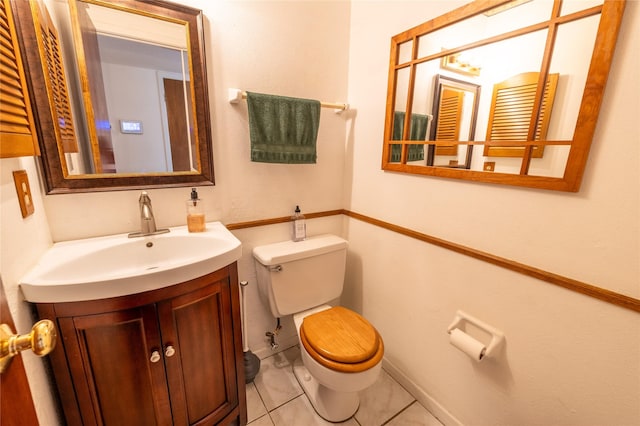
20,222 -> 242,303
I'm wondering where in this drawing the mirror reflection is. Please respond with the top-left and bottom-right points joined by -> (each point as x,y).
428,75 -> 480,169
383,0 -> 624,191
60,0 -> 197,175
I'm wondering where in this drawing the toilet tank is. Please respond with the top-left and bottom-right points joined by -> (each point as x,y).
253,234 -> 348,317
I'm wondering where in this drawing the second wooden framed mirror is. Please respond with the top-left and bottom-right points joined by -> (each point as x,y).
382,0 -> 626,192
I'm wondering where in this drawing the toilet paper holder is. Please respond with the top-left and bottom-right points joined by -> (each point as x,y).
447,310 -> 505,360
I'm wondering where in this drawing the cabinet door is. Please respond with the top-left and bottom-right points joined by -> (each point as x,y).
158,278 -> 238,425
58,305 -> 173,426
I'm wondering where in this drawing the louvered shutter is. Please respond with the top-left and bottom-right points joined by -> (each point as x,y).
484,72 -> 558,158
32,1 -> 78,152
0,0 -> 39,158
434,87 -> 464,156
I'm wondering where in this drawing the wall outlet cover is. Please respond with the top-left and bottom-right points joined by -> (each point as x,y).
13,170 -> 34,218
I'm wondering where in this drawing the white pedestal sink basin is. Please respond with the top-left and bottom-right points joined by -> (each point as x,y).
20,222 -> 242,303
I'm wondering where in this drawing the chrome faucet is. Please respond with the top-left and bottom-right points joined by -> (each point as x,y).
139,191 -> 156,234
128,191 -> 170,238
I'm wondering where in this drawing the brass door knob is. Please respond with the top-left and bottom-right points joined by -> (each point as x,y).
0,320 -> 57,373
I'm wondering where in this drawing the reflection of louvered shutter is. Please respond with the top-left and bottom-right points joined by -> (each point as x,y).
0,0 -> 39,158
435,87 -> 463,156
484,72 -> 558,158
32,1 -> 78,152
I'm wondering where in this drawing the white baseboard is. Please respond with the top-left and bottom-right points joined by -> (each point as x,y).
382,358 -> 461,426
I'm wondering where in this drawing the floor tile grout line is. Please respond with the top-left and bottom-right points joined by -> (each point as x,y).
380,400 -> 418,425
252,380 -> 274,421
268,393 -> 304,414
253,375 -> 304,417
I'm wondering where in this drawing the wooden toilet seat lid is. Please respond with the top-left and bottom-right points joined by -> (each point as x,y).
300,306 -> 380,364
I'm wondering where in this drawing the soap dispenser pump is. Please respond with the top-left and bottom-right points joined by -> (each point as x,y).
186,188 -> 205,232
291,205 -> 306,242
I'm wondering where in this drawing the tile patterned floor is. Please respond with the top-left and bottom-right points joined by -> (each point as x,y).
247,346 -> 443,426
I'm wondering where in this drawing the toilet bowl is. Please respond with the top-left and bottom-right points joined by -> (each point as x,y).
253,235 -> 384,422
293,305 -> 383,421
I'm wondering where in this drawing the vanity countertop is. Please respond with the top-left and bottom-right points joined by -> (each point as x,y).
20,222 -> 242,303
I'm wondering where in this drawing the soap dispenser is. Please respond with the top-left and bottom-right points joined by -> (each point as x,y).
186,188 -> 205,232
291,205 -> 306,242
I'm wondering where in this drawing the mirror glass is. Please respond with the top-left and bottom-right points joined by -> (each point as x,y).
65,1 -> 197,175
382,0 -> 625,192
19,0 -> 213,193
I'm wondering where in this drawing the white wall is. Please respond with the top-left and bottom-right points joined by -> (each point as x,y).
42,0 -> 351,242
0,157 -> 60,422
2,1 -> 638,425
101,62 -> 170,173
345,1 -> 639,425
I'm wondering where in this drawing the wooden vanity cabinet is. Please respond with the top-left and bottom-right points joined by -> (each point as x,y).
36,263 -> 247,426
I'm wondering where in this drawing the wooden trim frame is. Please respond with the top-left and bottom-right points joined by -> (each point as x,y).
227,210 -> 640,314
225,209 -> 344,231
382,0 -> 627,192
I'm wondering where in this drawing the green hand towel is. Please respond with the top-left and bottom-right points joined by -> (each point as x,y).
390,111 -> 429,162
247,92 -> 321,164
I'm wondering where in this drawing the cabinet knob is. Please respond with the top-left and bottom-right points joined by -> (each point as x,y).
150,350 -> 161,363
164,345 -> 176,358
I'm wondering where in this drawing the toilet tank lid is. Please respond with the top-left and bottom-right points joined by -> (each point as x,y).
253,234 -> 348,266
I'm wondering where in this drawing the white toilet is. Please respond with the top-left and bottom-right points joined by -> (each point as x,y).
253,234 -> 384,422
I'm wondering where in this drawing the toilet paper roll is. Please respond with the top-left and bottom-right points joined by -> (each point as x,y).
449,328 -> 486,361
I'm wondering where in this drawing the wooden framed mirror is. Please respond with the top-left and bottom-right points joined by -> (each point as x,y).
382,0 -> 626,192
12,0 -> 213,193
427,74 -> 480,169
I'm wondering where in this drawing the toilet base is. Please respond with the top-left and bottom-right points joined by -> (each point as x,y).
293,357 -> 359,422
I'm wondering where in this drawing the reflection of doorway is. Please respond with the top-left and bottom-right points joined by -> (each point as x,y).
163,78 -> 193,171
158,71 -> 195,172
76,2 -> 116,173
